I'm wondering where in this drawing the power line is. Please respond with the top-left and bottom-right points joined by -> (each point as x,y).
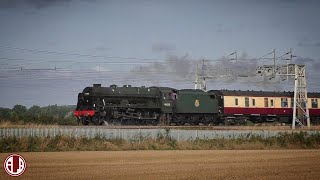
0,45 -> 162,61
0,57 -> 175,64
0,44 -> 277,64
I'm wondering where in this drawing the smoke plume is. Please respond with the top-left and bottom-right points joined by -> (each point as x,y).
129,53 -> 196,83
128,47 -> 320,92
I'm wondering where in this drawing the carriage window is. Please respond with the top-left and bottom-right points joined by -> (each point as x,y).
281,98 -> 288,107
252,99 -> 256,106
270,99 -> 274,107
312,99 -> 318,108
264,98 -> 268,107
245,97 -> 249,107
291,98 -> 294,107
235,98 -> 238,106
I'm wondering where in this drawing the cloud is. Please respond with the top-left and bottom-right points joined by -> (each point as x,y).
152,43 -> 176,53
297,41 -> 320,47
94,46 -> 111,52
279,0 -> 299,3
93,65 -> 109,72
0,0 -> 71,9
292,57 -> 320,91
215,24 -> 232,33
0,0 -> 98,9
294,57 -> 320,72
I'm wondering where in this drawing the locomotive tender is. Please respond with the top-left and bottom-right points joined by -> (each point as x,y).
74,84 -> 320,125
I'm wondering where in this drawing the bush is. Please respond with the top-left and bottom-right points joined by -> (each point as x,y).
1,132 -> 319,153
0,105 -> 76,125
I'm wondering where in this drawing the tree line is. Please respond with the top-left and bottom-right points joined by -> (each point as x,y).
0,104 -> 77,125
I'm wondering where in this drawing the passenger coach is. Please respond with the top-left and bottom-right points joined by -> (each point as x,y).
210,90 -> 320,123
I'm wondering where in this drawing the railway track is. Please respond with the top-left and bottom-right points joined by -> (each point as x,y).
75,125 -> 320,130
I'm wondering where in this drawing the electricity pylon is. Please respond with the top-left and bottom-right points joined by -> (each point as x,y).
194,50 -> 310,129
256,50 -> 310,129
194,59 -> 207,91
194,52 -> 237,91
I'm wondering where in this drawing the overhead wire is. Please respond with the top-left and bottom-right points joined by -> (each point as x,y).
1,44 -> 320,90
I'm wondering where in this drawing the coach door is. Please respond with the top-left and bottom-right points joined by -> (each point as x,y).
267,98 -> 276,121
216,94 -> 224,114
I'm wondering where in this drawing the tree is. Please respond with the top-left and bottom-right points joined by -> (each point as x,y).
12,105 -> 27,116
0,108 -> 12,120
9,111 -> 19,122
28,105 -> 41,115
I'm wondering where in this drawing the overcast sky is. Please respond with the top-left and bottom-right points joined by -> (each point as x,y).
0,0 -> 320,108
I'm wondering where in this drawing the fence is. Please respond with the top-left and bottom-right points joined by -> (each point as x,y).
0,127 -> 319,141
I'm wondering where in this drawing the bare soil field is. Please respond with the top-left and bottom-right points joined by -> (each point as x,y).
1,150 -> 320,179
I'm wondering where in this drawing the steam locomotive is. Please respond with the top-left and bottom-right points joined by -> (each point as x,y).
74,84 -> 320,125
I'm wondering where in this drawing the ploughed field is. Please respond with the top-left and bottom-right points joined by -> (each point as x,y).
1,150 -> 320,179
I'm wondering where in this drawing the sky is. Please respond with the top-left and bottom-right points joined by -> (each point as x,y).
0,0 -> 320,108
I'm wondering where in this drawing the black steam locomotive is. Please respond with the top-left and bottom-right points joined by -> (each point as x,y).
74,84 -> 219,125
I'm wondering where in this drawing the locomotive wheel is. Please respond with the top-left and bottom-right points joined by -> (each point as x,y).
99,119 -> 104,125
91,116 -> 103,125
137,111 -> 142,119
81,117 -> 89,125
103,115 -> 112,125
151,120 -> 157,126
